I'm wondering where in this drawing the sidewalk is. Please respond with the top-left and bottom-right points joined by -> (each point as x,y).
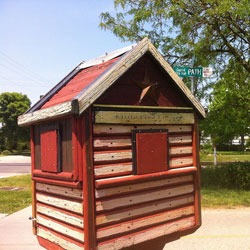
0,206 -> 249,250
0,206 -> 44,250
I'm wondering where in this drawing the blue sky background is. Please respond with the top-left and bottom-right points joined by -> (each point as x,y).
0,0 -> 131,105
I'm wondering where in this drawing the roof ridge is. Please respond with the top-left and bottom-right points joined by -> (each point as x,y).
77,43 -> 136,70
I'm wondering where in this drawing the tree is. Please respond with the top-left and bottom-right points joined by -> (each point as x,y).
200,59 -> 250,150
0,92 -> 31,152
100,0 -> 250,74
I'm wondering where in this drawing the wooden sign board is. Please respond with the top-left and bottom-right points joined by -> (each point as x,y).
94,110 -> 194,125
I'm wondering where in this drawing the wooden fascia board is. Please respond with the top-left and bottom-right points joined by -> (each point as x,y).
77,37 -> 150,115
18,100 -> 79,126
147,42 -> 206,119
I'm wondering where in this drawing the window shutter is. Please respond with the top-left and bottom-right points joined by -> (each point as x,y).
41,129 -> 59,173
133,130 -> 168,175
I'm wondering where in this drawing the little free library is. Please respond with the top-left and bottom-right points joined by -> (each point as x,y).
18,38 -> 205,250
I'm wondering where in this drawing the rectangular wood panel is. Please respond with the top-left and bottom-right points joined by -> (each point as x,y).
37,227 -> 84,250
37,204 -> 84,228
37,215 -> 84,242
36,183 -> 83,200
95,175 -> 193,198
94,150 -> 132,163
94,124 -> 192,135
96,184 -> 194,212
41,129 -> 58,173
97,206 -> 194,239
95,163 -> 132,178
96,195 -> 194,226
134,131 -> 168,174
97,216 -> 195,249
36,193 -> 83,214
95,111 -> 194,124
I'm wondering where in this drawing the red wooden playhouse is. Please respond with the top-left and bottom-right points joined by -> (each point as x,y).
18,38 -> 205,250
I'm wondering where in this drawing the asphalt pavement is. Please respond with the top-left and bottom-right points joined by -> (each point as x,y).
0,155 -> 31,178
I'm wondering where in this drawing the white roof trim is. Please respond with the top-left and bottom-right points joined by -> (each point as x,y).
77,44 -> 136,70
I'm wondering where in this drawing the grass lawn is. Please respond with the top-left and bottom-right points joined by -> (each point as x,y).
0,174 -> 32,214
201,188 -> 250,208
200,151 -> 250,162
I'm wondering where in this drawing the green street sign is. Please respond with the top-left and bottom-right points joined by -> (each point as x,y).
174,67 -> 203,77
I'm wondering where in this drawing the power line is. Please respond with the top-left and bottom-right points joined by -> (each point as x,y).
0,50 -> 50,83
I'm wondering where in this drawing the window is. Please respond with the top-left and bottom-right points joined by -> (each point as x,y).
132,129 -> 169,175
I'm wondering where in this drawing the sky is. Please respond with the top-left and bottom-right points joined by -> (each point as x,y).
0,0 -> 131,105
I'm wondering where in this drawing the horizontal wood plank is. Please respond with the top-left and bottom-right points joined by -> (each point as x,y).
170,146 -> 192,155
97,216 -> 195,249
95,111 -> 194,125
94,137 -> 131,149
36,183 -> 83,200
94,150 -> 132,163
36,193 -> 83,214
37,215 -> 84,242
97,205 -> 194,239
94,124 -> 192,135
95,163 -> 132,177
37,227 -> 84,250
37,204 -> 84,228
96,184 -> 194,212
169,135 -> 192,144
96,195 -> 194,226
93,135 -> 192,150
170,157 -> 193,168
95,175 -> 193,198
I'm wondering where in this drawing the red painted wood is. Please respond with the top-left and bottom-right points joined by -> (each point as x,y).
37,225 -> 84,249
95,55 -> 191,108
192,115 -> 202,227
97,216 -> 195,246
95,167 -> 196,189
33,169 -> 73,180
30,126 -> 37,235
136,132 -> 168,174
38,236 -> 67,250
97,205 -> 195,240
77,116 -> 83,181
37,213 -> 84,240
30,126 -> 35,172
82,109 -> 96,250
72,117 -> 79,181
32,176 -> 82,189
41,57 -> 120,109
41,129 -> 58,173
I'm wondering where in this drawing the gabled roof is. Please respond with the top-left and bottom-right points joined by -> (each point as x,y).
18,38 -> 205,126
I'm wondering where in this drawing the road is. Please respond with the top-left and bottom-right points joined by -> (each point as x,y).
0,163 -> 31,173
0,156 -> 31,178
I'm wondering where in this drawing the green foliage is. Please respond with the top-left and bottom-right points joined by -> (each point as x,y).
200,60 -> 250,149
0,92 -> 31,152
201,162 -> 250,190
1,150 -> 11,155
100,0 -> 250,75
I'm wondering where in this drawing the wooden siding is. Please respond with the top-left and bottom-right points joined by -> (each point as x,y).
35,182 -> 84,249
93,122 -> 197,249
93,124 -> 193,179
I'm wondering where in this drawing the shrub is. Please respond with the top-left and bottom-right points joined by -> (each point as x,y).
201,162 -> 250,190
2,150 -> 11,155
